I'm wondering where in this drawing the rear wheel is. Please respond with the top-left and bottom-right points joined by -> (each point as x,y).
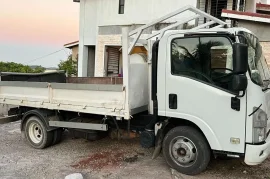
163,126 -> 210,175
52,128 -> 63,145
25,116 -> 53,149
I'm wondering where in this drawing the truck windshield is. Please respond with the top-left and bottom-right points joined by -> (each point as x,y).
239,31 -> 270,88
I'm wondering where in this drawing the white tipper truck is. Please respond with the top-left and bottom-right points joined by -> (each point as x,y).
1,6 -> 270,175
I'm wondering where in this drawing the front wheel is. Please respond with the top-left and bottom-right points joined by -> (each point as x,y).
163,126 -> 210,175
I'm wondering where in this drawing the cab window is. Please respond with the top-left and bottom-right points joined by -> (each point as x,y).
171,36 -> 234,92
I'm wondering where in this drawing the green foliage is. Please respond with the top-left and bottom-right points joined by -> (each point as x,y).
58,55 -> 77,77
0,62 -> 45,73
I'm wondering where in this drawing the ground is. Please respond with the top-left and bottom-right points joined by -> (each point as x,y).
1,122 -> 270,179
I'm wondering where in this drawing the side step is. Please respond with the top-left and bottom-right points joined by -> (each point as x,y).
49,121 -> 108,131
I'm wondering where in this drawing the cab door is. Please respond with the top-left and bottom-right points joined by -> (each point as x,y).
164,34 -> 247,153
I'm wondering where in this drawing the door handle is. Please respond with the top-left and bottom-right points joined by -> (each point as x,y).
169,94 -> 177,109
231,97 -> 240,111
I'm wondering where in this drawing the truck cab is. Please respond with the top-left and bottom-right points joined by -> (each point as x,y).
152,27 -> 270,175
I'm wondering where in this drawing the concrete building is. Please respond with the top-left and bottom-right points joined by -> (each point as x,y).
75,0 -> 202,77
73,0 -> 269,77
222,1 -> 270,65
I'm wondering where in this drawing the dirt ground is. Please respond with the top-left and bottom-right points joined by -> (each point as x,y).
1,121 -> 270,179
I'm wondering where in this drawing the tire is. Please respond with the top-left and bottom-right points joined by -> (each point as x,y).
24,116 -> 54,149
162,126 -> 210,175
52,128 -> 63,145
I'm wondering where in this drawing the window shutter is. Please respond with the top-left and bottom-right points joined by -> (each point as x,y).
107,47 -> 120,77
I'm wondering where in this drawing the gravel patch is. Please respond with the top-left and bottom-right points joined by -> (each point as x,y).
1,121 -> 270,179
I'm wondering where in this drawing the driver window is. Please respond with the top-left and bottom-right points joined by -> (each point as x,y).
201,37 -> 233,73
171,36 -> 234,92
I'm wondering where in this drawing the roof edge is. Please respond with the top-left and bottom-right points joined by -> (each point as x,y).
64,40 -> 79,48
222,9 -> 270,24
256,3 -> 270,8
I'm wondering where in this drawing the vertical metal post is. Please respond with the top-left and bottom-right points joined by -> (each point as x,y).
122,26 -> 130,119
204,0 -> 209,23
195,0 -> 200,26
148,40 -> 154,115
216,0 -> 219,17
237,0 -> 240,11
127,118 -> 130,139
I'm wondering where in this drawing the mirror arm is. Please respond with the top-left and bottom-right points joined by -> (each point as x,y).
235,34 -> 248,44
235,90 -> 246,98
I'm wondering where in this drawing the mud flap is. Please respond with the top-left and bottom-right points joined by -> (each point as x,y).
152,121 -> 168,159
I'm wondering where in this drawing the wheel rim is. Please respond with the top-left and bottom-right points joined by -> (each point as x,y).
28,122 -> 43,144
169,136 -> 198,167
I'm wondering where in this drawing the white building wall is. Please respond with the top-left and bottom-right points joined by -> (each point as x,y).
260,0 -> 268,4
81,0 -> 197,46
245,0 -> 257,12
227,0 -> 234,10
245,0 -> 267,13
84,0 -> 98,45
78,0 -> 88,77
95,0 -> 197,26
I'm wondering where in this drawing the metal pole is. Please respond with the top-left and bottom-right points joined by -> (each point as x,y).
122,26 -> 130,119
237,0 -> 240,11
127,118 -> 130,139
204,0 -> 209,23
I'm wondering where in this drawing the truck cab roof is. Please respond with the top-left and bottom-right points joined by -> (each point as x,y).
162,27 -> 254,39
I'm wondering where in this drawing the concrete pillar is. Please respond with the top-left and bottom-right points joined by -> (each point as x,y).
87,46 -> 95,77
78,0 -> 88,77
195,0 -> 201,26
78,45 -> 88,77
245,0 -> 256,13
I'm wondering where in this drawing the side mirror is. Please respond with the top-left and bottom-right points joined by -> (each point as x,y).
232,74 -> 248,93
233,43 -> 248,74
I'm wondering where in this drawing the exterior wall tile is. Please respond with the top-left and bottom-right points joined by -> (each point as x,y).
95,35 -> 121,77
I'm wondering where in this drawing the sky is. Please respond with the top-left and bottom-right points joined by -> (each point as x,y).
0,0 -> 79,68
1,1 -> 270,68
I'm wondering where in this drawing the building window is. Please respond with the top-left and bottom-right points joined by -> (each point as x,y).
210,0 -> 228,19
238,0 -> 246,12
106,46 -> 121,77
119,0 -> 125,14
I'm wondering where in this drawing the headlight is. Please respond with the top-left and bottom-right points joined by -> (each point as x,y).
253,108 -> 267,143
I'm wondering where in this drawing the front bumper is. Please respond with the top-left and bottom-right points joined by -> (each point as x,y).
245,134 -> 270,165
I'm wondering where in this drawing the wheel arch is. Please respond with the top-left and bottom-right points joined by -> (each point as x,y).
164,117 -> 222,150
21,109 -> 58,132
